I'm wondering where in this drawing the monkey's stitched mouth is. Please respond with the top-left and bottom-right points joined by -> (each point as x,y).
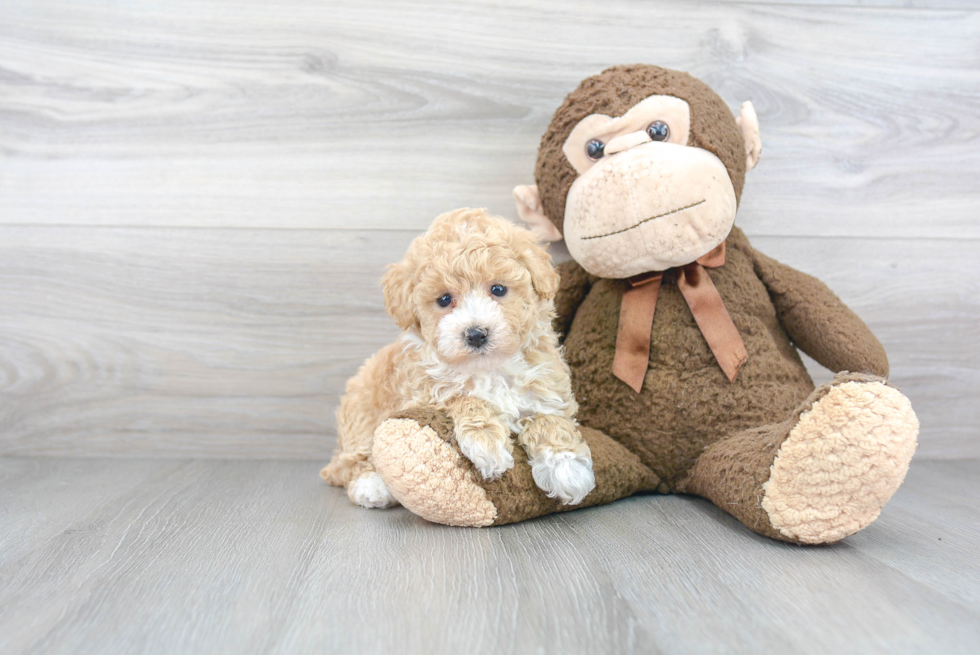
581,199 -> 706,241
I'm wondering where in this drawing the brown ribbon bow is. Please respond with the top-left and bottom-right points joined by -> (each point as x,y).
611,242 -> 748,393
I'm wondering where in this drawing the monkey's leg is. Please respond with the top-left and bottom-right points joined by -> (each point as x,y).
678,373 -> 918,544
371,409 -> 660,527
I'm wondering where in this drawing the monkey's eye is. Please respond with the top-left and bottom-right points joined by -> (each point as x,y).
586,139 -> 605,161
646,121 -> 670,142
490,284 -> 507,297
437,293 -> 453,308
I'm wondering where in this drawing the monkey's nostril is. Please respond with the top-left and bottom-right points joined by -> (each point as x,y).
464,327 -> 489,349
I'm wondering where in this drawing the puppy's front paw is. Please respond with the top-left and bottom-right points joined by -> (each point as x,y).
348,471 -> 399,509
456,422 -> 514,480
530,449 -> 596,505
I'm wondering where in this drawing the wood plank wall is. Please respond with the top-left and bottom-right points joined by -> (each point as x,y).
1,0 -> 977,459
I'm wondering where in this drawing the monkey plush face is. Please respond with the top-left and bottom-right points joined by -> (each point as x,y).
515,65 -> 762,279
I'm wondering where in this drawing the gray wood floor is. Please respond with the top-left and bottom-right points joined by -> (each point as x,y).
1,456 -> 978,655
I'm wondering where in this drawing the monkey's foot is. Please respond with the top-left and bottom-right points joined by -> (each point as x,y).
683,373 -> 919,545
372,409 -> 660,527
761,374 -> 919,544
372,411 -> 498,527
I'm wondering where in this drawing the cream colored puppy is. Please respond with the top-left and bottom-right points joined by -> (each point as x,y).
321,208 -> 595,510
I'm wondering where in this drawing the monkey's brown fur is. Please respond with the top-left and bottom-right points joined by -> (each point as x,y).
535,66 -> 747,233
556,227 -> 887,489
370,66 -> 919,544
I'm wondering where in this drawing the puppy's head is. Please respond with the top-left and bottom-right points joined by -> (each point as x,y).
383,208 -> 559,369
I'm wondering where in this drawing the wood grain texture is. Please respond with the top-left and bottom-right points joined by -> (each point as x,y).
1,0 -> 979,238
0,226 -> 975,458
716,0 -> 978,8
0,456 -> 977,655
0,0 -> 977,460
0,227 -> 405,458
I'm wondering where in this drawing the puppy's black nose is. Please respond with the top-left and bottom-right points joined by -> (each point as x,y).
465,327 -> 489,349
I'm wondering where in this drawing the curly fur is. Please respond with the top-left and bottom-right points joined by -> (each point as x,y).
321,208 -> 595,507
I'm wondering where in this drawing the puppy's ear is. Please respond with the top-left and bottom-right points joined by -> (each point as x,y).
381,258 -> 418,331
515,232 -> 560,301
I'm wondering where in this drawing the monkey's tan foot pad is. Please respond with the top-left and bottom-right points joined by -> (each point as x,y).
373,414 -> 497,527
762,374 -> 919,544
372,409 -> 661,527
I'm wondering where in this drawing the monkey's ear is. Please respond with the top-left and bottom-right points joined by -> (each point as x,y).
735,101 -> 762,171
513,185 -> 563,242
381,259 -> 418,331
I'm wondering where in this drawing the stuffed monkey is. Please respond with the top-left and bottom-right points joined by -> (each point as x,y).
371,65 -> 918,544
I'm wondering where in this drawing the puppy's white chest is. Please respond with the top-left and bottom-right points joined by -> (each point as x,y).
466,373 -> 537,434
406,334 -> 568,434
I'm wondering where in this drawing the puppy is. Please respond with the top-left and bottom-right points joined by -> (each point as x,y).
321,208 -> 596,510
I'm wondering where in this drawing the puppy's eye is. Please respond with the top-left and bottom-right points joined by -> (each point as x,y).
436,293 -> 453,308
646,121 -> 670,142
490,284 -> 507,297
586,139 -> 605,161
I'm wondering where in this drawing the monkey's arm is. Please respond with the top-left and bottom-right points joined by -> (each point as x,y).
749,247 -> 889,377
553,260 -> 594,341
